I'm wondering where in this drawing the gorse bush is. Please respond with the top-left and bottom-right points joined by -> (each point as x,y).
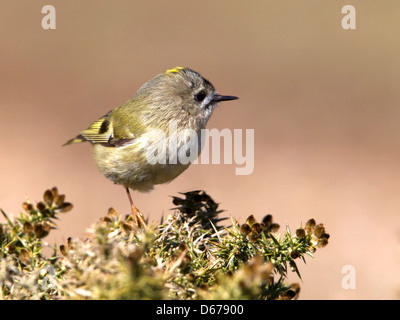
0,188 -> 329,300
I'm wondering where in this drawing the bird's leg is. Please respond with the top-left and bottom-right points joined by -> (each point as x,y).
125,187 -> 147,229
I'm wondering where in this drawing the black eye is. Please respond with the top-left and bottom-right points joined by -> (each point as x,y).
194,91 -> 206,102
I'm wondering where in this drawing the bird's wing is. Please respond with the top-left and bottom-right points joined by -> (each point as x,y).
63,111 -> 137,147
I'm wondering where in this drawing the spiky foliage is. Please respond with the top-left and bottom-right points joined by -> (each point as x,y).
0,187 -> 72,299
0,188 -> 329,300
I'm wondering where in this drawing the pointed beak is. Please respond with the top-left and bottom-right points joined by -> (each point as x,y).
213,94 -> 239,102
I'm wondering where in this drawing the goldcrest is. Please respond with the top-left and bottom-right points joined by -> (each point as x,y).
64,67 -> 238,223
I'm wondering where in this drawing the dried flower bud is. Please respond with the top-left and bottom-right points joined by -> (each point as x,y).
19,248 -> 31,264
101,216 -> 112,223
246,215 -> 256,227
279,283 -> 301,300
261,214 -> 273,226
290,250 -> 300,259
252,223 -> 263,234
122,221 -> 133,232
321,232 -> 330,240
23,221 -> 34,235
66,237 -> 73,249
108,207 -> 118,218
54,194 -> 65,207
22,202 -> 34,213
268,223 -> 280,233
57,202 -> 73,213
314,223 -> 325,238
240,223 -> 251,235
296,228 -> 306,238
36,201 -> 46,212
33,224 -> 43,237
51,187 -> 59,197
33,222 -> 51,238
305,219 -> 316,234
60,244 -> 69,256
43,189 -> 54,206
317,238 -> 329,248
248,230 -> 259,242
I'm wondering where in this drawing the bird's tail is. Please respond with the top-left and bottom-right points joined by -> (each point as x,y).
63,135 -> 86,146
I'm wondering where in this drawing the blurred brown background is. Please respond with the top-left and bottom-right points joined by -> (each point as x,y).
1,0 -> 399,299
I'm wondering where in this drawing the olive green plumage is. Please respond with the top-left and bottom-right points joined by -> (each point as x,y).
64,67 -> 238,192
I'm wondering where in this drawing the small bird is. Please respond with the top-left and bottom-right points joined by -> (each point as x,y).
64,67 -> 238,227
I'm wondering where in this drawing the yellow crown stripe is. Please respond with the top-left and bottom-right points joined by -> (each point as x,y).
165,67 -> 184,74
